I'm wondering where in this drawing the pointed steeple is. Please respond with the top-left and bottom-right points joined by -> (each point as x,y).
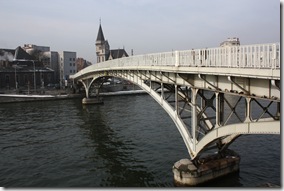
96,24 -> 105,42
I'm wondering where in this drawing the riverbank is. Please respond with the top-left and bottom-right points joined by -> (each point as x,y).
0,93 -> 82,103
0,89 -> 148,103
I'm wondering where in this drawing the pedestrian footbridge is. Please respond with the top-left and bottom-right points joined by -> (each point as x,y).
71,43 -> 280,160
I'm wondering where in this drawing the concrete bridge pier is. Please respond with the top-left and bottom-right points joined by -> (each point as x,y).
79,78 -> 103,105
172,149 -> 240,186
70,42 -> 280,186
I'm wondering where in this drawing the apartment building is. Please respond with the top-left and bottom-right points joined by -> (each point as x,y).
59,51 -> 77,87
22,44 -> 78,87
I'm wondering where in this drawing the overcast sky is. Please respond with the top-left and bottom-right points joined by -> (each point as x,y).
0,0 -> 280,64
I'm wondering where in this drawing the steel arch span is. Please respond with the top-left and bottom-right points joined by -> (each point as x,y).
71,43 -> 280,160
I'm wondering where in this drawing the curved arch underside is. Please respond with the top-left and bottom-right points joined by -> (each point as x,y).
195,119 -> 279,155
75,69 -> 280,159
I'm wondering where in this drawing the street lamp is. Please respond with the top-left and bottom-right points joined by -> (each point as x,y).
12,63 -> 19,90
32,60 -> 36,93
12,63 -> 27,92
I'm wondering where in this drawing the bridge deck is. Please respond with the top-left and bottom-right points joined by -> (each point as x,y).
70,42 -> 280,160
72,42 -> 280,81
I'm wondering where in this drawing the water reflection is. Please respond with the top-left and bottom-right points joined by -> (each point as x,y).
81,104 -> 156,186
0,96 -> 280,187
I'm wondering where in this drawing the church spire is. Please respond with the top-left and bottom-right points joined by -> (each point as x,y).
96,22 -> 105,42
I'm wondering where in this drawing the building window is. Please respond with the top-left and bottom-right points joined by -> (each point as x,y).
73,58 -> 75,61
70,70 -> 72,74
70,58 -> 72,61
70,63 -> 72,66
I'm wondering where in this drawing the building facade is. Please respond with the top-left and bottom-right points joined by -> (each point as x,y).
220,37 -> 240,47
22,44 -> 50,53
22,45 -> 79,87
95,24 -> 128,63
59,51 -> 77,86
76,58 -> 92,72
1,44 -> 81,90
0,47 -> 54,90
22,44 -> 60,84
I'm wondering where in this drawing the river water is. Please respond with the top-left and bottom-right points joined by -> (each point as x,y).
0,94 -> 281,187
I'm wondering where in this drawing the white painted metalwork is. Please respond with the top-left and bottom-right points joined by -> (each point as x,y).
73,43 -> 280,80
71,42 -> 280,160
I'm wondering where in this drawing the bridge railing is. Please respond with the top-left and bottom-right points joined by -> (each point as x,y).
74,43 -> 280,78
181,43 -> 280,69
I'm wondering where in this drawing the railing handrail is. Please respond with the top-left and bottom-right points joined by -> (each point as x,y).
73,42 -> 280,79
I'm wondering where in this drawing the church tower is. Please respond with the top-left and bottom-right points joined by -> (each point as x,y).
95,23 -> 109,63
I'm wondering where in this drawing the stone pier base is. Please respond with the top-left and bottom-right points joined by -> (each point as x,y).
173,150 -> 240,186
82,97 -> 104,105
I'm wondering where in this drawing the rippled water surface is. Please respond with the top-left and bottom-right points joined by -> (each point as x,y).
0,95 -> 281,187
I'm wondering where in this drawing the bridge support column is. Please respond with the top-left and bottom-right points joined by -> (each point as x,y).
173,90 -> 242,186
215,92 -> 224,126
175,85 -> 178,113
160,82 -> 165,106
80,78 -> 103,105
245,97 -> 252,122
79,79 -> 90,99
191,88 -> 198,152
173,150 -> 240,186
173,149 -> 240,186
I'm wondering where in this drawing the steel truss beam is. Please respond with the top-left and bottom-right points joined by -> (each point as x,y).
138,74 -> 280,159
77,69 -> 280,160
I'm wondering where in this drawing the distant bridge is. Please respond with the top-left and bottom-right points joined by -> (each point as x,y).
71,43 -> 280,160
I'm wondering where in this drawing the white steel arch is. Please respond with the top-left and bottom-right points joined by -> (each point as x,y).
71,42 -> 280,159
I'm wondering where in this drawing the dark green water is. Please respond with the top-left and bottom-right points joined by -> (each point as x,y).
0,95 -> 281,187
